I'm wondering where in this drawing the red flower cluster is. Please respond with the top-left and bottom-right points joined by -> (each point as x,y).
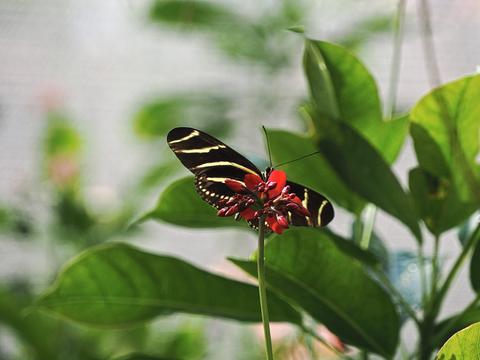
217,170 -> 310,234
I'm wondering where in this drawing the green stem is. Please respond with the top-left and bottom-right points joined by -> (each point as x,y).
418,244 -> 428,309
385,0 -> 407,120
417,224 -> 480,359
417,0 -> 442,88
257,215 -> 274,360
360,204 -> 377,250
431,293 -> 480,349
432,224 -> 480,318
429,235 -> 440,302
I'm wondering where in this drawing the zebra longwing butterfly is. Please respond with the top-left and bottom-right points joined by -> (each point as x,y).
167,127 -> 334,232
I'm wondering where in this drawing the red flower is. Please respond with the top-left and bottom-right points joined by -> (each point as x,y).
217,170 -> 310,234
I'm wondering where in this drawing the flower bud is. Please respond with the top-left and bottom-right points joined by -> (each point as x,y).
225,205 -> 239,216
225,179 -> 246,193
286,203 -> 299,211
267,181 -> 277,190
288,193 -> 296,200
217,207 -> 229,217
282,185 -> 290,194
276,214 -> 289,228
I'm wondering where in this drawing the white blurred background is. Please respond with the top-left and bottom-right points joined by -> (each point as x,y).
0,0 -> 479,358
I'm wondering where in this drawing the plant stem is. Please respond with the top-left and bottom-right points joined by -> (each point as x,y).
431,293 -> 480,349
257,215 -> 274,360
385,0 -> 407,120
360,204 -> 377,250
418,244 -> 428,309
417,0 -> 442,88
432,224 -> 480,317
429,235 -> 440,302
417,224 -> 480,359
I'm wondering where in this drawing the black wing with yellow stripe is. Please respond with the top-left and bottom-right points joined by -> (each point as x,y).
286,181 -> 334,227
167,127 -> 263,209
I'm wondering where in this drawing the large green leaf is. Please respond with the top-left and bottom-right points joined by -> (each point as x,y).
268,129 -> 364,214
319,122 -> 421,241
409,167 -> 476,235
230,228 -> 399,357
141,176 -> 245,229
410,75 -> 480,203
303,40 -> 408,163
436,322 -> 480,359
37,243 -> 302,326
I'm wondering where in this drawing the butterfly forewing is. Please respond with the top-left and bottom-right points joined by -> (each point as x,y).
286,181 -> 334,227
167,127 -> 263,208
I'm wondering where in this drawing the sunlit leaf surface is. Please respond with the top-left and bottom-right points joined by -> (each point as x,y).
436,322 -> 480,359
410,75 -> 480,203
303,40 -> 408,163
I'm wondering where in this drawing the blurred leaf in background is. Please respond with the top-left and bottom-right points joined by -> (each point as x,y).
134,94 -> 232,141
149,0 -> 303,68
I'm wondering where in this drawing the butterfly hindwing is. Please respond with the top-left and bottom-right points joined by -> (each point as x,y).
167,127 -> 263,208
286,181 -> 334,227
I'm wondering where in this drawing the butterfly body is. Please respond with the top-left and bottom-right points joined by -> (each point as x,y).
167,127 -> 334,230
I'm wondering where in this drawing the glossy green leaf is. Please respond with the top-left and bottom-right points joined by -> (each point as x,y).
409,167 -> 476,235
133,95 -> 231,140
434,309 -> 480,350
319,122 -> 421,241
436,322 -> 480,359
268,129 -> 365,214
37,243 -> 302,326
303,40 -> 408,163
149,0 -> 241,29
325,229 -> 380,267
410,75 -> 480,203
230,228 -> 399,357
141,176 -> 245,229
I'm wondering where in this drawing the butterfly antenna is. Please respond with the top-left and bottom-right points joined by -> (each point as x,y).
274,150 -> 322,168
262,126 -> 273,168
